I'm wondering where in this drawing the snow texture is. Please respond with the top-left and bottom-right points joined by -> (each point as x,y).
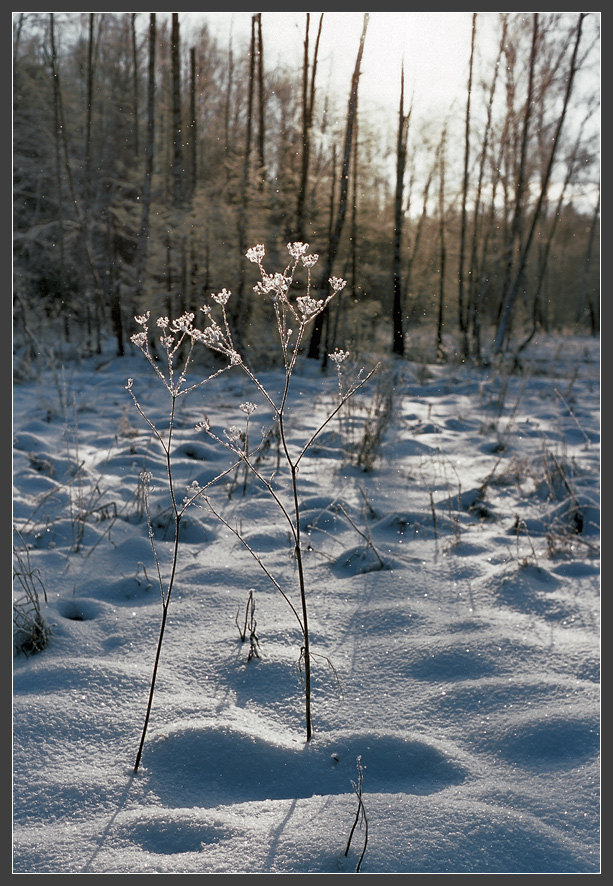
13,333 -> 600,873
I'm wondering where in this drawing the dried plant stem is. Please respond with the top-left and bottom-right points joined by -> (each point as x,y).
129,242 -> 377,753
128,339 -> 240,773
345,756 -> 368,872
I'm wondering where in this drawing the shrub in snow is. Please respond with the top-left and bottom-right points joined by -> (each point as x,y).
13,530 -> 50,657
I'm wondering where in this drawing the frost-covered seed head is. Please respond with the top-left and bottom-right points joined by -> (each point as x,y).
329,276 -> 347,292
240,402 -> 257,415
287,241 -> 309,258
254,272 -> 290,299
329,348 -> 350,365
271,273 -> 291,294
135,312 -> 150,326
301,253 -> 319,267
171,312 -> 195,332
246,244 -> 266,263
255,275 -> 274,293
131,332 -> 147,348
297,296 -> 322,318
202,326 -> 222,347
226,426 -> 244,444
211,289 -> 231,305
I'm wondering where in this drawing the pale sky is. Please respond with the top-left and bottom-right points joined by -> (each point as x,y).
185,11 -> 481,120
164,11 -> 599,211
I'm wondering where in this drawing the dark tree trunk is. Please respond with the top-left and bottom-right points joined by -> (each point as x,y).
135,14 -> 156,305
189,46 -> 197,201
171,13 -> 183,208
165,231 -> 173,317
107,214 -> 124,356
467,15 -> 505,362
518,112 -> 591,354
50,16 -> 66,273
131,13 -> 139,157
308,13 -> 368,361
392,65 -> 410,356
458,13 -> 476,360
50,13 -> 104,352
256,13 -> 265,184
436,125 -> 447,360
231,16 -> 257,350
578,190 -> 600,335
295,13 -> 323,241
84,14 -> 95,204
494,14 -> 539,351
495,13 -> 585,353
224,40 -> 233,160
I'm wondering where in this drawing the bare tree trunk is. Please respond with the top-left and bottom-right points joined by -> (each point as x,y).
495,15 -> 539,344
49,13 -> 104,352
392,65 -> 410,356
135,14 -> 156,306
458,13 -> 476,359
50,17 -> 66,275
494,13 -> 585,353
467,14 -> 506,362
84,14 -> 95,205
107,214 -> 124,356
350,111 -> 359,303
230,16 -> 257,350
165,231 -> 173,317
308,13 -> 369,361
327,145 -> 337,243
224,39 -> 233,158
189,46 -> 197,201
256,13 -> 265,184
189,231 -> 199,314
295,13 -> 323,241
517,107 -> 594,353
436,125 -> 448,360
171,13 -> 183,208
131,13 -> 139,157
578,189 -> 600,335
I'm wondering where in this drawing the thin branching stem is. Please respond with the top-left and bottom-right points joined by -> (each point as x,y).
345,756 -> 368,872
129,242 -> 377,756
203,497 -> 304,631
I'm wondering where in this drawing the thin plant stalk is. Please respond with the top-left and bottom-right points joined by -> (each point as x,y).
128,322 -> 238,773
345,755 -> 368,872
130,243 -> 377,750
191,245 -> 376,740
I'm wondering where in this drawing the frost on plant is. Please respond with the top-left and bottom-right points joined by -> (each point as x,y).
128,242 -> 377,766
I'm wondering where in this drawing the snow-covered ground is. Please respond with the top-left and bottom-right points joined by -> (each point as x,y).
13,329 -> 600,873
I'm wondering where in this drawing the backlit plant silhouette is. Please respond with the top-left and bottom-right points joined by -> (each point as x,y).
128,242 -> 377,771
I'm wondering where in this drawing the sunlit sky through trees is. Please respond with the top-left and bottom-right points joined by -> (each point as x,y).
173,11 -> 599,212
182,11 -> 483,120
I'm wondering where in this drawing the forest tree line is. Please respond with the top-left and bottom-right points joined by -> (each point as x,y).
13,12 -> 600,368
